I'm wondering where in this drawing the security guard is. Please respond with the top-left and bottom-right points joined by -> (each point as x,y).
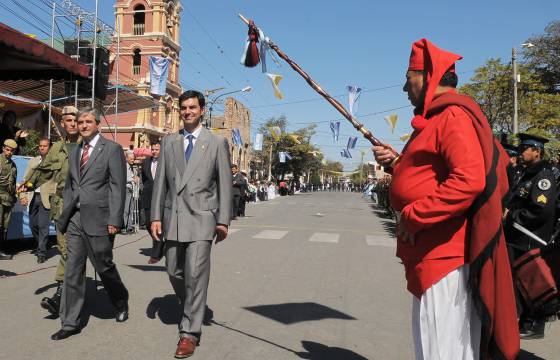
504,133 -> 558,340
0,139 -> 17,260
23,106 -> 80,315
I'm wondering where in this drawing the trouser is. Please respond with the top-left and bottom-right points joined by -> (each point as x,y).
54,230 -> 67,282
412,265 -> 481,360
232,194 -> 240,217
0,204 -> 12,250
29,194 -> 50,257
60,211 -> 129,330
123,188 -> 134,230
165,240 -> 212,342
239,196 -> 246,216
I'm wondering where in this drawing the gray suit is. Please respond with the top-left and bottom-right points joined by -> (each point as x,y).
151,127 -> 232,341
58,134 -> 129,330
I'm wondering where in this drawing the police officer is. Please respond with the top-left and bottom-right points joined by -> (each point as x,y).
0,139 -> 17,260
23,106 -> 80,314
504,133 -> 558,340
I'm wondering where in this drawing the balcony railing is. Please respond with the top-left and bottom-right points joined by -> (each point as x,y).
133,65 -> 140,75
133,23 -> 145,35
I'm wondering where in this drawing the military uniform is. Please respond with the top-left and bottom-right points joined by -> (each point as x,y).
503,133 -> 558,340
0,152 -> 17,237
27,139 -> 77,281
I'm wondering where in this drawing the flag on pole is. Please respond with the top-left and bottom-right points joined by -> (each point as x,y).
253,133 -> 263,151
384,113 -> 399,133
266,73 -> 284,99
346,85 -> 362,116
269,126 -> 282,141
231,128 -> 243,146
329,121 -> 340,142
149,56 -> 170,95
347,136 -> 358,150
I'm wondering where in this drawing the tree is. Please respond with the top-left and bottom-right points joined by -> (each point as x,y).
254,116 -> 323,181
524,20 -> 560,94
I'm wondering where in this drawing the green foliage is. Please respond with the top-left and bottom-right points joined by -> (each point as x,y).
255,116 -> 324,180
459,21 -> 560,155
19,130 -> 41,157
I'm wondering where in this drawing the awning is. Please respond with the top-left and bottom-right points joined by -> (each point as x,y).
0,22 -> 90,80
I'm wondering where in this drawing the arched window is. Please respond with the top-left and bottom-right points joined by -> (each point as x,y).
133,49 -> 141,75
133,4 -> 145,35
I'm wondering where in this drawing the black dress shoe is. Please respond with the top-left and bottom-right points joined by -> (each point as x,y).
520,320 -> 545,340
116,309 -> 129,322
0,251 -> 13,260
37,255 -> 47,264
51,328 -> 80,340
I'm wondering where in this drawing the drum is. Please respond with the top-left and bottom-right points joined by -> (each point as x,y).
513,244 -> 560,317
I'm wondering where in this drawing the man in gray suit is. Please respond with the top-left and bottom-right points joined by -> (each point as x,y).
151,90 -> 232,358
51,107 -> 129,340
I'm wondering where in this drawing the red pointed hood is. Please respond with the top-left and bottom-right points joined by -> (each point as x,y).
408,38 -> 463,118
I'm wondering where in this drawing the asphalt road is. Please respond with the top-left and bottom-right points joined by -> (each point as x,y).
0,192 -> 558,359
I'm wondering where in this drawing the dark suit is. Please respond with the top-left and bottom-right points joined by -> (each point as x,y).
57,134 -> 129,331
141,156 -> 157,223
232,172 -> 247,217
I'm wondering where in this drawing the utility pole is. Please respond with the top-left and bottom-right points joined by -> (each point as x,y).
512,47 -> 519,135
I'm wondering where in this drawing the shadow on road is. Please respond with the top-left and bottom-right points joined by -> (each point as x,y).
138,247 -> 152,257
517,349 -> 546,360
243,302 -> 356,325
34,281 -> 58,295
126,264 -> 166,272
379,220 -> 396,238
80,277 -> 120,327
146,294 -> 181,324
211,321 -> 368,359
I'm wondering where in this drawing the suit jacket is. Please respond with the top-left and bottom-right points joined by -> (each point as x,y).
141,156 -> 156,210
151,127 -> 233,242
23,156 -> 55,209
57,135 -> 126,236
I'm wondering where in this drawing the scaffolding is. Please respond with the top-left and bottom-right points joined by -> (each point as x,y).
46,0 -> 119,139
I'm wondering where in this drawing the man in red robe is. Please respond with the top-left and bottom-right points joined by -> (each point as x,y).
373,39 -> 519,360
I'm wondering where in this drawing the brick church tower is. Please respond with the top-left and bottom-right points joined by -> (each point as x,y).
105,0 -> 182,148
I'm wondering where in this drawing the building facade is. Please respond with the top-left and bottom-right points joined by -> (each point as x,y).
104,0 -> 183,148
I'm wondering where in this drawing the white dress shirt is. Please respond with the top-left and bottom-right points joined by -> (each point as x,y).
80,132 -> 101,159
181,125 -> 202,150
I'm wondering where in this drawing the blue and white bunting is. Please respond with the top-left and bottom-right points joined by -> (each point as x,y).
347,136 -> 357,150
346,85 -> 362,116
329,121 -> 340,142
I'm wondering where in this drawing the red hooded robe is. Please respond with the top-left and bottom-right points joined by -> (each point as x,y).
390,39 -> 519,360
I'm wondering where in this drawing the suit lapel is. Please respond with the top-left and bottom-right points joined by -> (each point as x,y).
80,136 -> 105,181
172,132 -> 186,181
178,127 -> 210,192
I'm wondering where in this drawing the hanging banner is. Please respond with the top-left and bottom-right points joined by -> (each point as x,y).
384,113 -> 398,134
231,128 -> 243,146
269,126 -> 282,141
346,85 -> 362,116
329,121 -> 340,142
253,133 -> 263,151
279,151 -> 286,163
149,56 -> 170,96
347,136 -> 358,150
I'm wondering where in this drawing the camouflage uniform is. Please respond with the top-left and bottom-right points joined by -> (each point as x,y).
27,140 -> 77,282
0,153 -> 17,239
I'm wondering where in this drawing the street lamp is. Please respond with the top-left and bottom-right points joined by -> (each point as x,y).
206,86 -> 252,128
512,42 -> 535,135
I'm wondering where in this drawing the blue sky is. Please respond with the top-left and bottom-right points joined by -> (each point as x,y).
1,0 -> 559,169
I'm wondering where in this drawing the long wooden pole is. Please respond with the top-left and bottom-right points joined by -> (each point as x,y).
239,14 -> 396,154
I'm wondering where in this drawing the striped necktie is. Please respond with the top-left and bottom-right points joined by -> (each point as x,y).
80,143 -> 90,176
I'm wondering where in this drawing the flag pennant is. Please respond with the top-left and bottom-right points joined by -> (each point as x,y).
384,113 -> 399,134
400,133 -> 411,142
329,121 -> 340,142
346,85 -> 362,116
285,152 -> 292,160
279,151 -> 292,163
253,133 -> 263,151
347,136 -> 358,150
269,126 -> 282,141
231,128 -> 243,146
266,73 -> 284,99
340,148 -> 352,159
288,134 -> 301,144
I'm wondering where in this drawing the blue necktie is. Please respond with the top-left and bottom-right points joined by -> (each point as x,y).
184,134 -> 194,162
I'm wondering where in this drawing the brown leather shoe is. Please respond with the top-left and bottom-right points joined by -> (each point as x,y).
175,337 -> 196,358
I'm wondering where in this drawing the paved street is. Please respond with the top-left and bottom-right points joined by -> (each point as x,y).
1,192 -> 559,359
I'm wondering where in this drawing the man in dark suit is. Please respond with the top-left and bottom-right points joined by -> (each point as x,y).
51,107 -> 129,340
151,90 -> 232,358
141,140 -> 160,263
231,164 -> 247,219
